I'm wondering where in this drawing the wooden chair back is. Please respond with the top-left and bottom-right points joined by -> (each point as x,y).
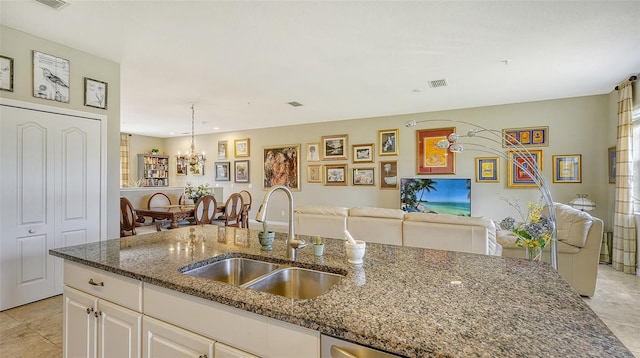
120,197 -> 138,237
239,190 -> 252,228
148,192 -> 171,209
194,195 -> 218,225
224,193 -> 245,227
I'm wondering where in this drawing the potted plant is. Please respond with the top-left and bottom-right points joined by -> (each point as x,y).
313,236 -> 324,256
151,148 -> 159,155
258,221 -> 275,251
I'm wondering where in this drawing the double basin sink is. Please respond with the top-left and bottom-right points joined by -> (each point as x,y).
181,257 -> 343,299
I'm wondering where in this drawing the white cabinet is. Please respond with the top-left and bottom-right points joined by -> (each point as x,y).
63,261 -> 320,358
64,286 -> 98,357
63,262 -> 143,358
142,316 -> 214,358
144,283 -> 320,357
215,342 -> 259,358
64,286 -> 141,358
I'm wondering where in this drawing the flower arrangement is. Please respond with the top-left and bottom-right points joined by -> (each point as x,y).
499,200 -> 553,260
184,182 -> 211,203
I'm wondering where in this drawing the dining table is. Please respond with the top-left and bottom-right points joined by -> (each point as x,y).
135,205 -> 195,229
136,204 -> 226,229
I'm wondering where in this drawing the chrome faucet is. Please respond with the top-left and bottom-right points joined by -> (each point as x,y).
255,185 -> 307,260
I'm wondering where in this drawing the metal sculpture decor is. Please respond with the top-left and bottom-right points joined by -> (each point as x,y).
405,119 -> 558,269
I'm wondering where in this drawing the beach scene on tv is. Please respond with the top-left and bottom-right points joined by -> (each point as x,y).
400,178 -> 471,216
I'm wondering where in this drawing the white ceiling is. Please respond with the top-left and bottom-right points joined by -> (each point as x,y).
1,1 -> 639,138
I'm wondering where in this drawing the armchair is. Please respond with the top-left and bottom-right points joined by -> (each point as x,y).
498,202 -> 603,297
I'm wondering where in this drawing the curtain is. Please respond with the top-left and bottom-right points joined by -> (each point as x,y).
120,133 -> 130,187
612,80 -> 637,274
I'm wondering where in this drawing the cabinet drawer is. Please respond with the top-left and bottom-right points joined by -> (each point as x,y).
64,261 -> 142,312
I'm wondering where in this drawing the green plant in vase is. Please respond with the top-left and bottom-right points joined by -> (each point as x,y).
258,221 -> 275,251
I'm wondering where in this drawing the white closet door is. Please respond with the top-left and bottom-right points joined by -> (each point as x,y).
0,103 -> 101,310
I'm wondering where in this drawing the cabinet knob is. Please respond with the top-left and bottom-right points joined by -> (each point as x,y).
28,229 -> 35,234
88,278 -> 104,286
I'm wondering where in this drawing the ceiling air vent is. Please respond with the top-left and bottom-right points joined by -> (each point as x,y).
34,0 -> 70,10
428,79 -> 448,88
287,101 -> 303,107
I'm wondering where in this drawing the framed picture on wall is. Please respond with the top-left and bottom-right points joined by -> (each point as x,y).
507,150 -> 542,188
263,144 -> 300,190
33,50 -> 70,103
502,126 -> 549,147
234,160 -> 250,183
608,146 -> 616,184
380,160 -> 398,189
552,154 -> 581,183
307,142 -> 320,162
0,55 -> 14,92
378,129 -> 399,156
217,141 -> 227,159
416,127 -> 455,175
176,155 -> 187,176
307,164 -> 322,183
352,167 -> 375,186
352,143 -> 374,163
475,157 -> 499,183
84,77 -> 108,109
321,134 -> 348,161
234,138 -> 250,157
215,161 -> 230,181
324,164 -> 347,186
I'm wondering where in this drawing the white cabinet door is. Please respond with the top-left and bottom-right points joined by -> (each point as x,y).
142,316 -> 214,358
0,102 -> 102,310
64,286 -> 98,358
98,299 -> 142,358
215,342 -> 259,358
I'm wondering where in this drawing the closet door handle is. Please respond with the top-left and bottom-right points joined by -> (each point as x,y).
88,278 -> 104,286
28,229 -> 35,234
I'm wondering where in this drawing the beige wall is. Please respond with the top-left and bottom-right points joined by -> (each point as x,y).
161,95 -> 612,227
0,25 -> 121,239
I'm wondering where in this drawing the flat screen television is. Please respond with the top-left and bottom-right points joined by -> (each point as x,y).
400,178 -> 471,216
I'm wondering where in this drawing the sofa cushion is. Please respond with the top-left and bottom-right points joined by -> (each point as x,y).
349,207 -> 405,219
294,205 -> 349,216
543,203 -> 593,248
404,212 -> 493,228
496,229 -> 581,254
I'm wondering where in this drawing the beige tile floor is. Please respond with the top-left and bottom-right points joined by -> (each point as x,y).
0,264 -> 638,357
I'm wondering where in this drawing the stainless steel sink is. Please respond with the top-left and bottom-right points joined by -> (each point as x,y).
183,258 -> 279,286
245,267 -> 343,299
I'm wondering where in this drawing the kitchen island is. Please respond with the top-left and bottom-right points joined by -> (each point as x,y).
50,225 -> 632,357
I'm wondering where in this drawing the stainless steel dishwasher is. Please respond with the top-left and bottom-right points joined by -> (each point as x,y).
321,335 -> 400,358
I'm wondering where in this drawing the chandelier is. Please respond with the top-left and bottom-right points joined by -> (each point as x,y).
178,104 -> 205,174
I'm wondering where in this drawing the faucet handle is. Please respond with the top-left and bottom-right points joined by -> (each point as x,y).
290,238 -> 307,249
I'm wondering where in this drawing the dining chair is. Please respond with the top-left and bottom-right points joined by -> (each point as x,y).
120,197 -> 161,237
222,193 -> 244,227
239,190 -> 252,229
147,192 -> 173,227
194,195 -> 218,225
148,192 -> 171,209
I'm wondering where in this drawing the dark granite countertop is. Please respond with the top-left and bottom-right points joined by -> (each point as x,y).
49,226 -> 632,357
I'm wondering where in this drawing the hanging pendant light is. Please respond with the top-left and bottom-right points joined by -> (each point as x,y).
178,104 -> 205,174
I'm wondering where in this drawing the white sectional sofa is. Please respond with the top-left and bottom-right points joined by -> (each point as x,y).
294,205 -> 349,240
403,213 -> 501,256
294,205 -> 502,256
